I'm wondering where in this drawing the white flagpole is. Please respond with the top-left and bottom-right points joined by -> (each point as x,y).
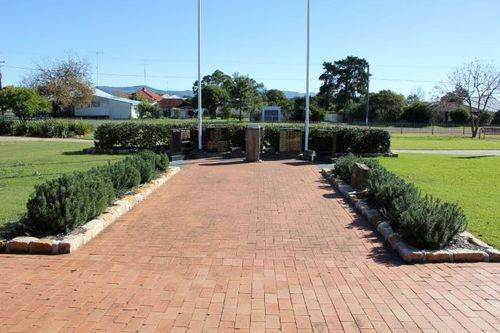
304,0 -> 311,151
197,0 -> 203,150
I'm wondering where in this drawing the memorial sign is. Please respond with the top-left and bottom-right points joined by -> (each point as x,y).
279,129 -> 303,154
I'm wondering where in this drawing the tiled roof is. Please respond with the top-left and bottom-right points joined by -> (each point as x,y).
159,97 -> 186,109
136,88 -> 163,102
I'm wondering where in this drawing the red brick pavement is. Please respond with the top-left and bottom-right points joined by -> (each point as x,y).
0,159 -> 499,332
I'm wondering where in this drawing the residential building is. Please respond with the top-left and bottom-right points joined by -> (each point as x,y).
74,88 -> 140,119
261,106 -> 282,122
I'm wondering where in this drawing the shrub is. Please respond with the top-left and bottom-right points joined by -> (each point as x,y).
492,111 -> 500,125
331,155 -> 467,249
124,155 -> 155,183
137,150 -> 170,171
0,119 -> 13,135
366,167 -> 420,228
449,107 -> 470,124
398,196 -> 467,250
138,101 -> 162,119
94,121 -> 391,155
97,162 -> 141,195
478,110 -> 493,126
0,119 -> 94,138
26,172 -> 115,235
25,152 -> 169,236
402,102 -> 431,124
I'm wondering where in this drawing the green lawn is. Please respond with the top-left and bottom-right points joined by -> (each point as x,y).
391,134 -> 500,150
0,141 -> 126,225
379,154 -> 500,248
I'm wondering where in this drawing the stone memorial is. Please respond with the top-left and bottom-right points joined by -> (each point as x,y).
351,163 -> 370,190
245,125 -> 261,162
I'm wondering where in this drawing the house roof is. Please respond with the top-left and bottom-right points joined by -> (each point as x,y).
159,96 -> 186,109
136,88 -> 163,102
94,88 -> 141,105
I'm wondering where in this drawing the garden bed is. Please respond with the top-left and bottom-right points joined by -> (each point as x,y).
321,169 -> 500,263
1,167 -> 179,254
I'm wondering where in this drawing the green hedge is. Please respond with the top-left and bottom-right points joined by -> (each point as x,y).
94,122 -> 391,154
331,154 -> 466,250
0,119 -> 94,138
25,151 -> 169,236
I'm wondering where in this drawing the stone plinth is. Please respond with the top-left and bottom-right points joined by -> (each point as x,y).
245,125 -> 261,162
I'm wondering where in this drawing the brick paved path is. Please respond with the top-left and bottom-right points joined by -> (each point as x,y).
0,159 -> 499,332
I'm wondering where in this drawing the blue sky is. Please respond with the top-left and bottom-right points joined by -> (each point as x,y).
1,0 -> 499,98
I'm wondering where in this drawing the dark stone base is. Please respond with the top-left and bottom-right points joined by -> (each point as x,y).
301,150 -> 316,162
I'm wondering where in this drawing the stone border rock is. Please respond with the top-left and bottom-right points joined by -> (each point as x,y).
321,169 -> 500,264
3,167 -> 180,255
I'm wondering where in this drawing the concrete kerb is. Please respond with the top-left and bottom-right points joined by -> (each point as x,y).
320,168 -> 499,264
4,167 -> 180,255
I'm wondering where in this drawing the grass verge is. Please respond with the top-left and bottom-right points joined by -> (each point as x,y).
379,154 -> 499,248
0,141 -> 126,226
391,134 -> 500,150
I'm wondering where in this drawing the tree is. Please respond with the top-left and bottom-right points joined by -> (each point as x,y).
192,69 -> 234,95
448,60 -> 500,137
137,101 -> 162,119
23,55 -> 94,116
406,87 -> 426,104
402,101 -> 431,123
370,90 -> 406,122
318,56 -> 369,111
230,74 -> 264,121
264,89 -> 293,115
290,97 -> 325,122
195,85 -> 229,119
0,86 -> 50,121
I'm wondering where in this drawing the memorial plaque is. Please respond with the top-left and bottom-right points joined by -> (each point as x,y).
206,128 -> 229,153
170,129 -> 191,154
279,129 -> 303,154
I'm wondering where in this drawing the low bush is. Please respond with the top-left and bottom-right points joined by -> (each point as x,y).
398,196 -> 467,250
331,155 -> 467,249
25,151 -> 169,235
94,122 -> 391,155
26,172 -> 115,235
366,167 -> 420,227
0,119 -> 94,138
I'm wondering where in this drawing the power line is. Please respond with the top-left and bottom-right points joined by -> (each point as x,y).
2,64 -> 453,84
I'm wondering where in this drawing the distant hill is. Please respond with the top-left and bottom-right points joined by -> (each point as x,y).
97,85 -> 306,99
97,85 -> 193,98
283,91 -> 305,99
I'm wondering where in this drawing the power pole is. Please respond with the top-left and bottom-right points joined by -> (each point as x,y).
142,59 -> 148,86
88,51 -> 103,87
365,63 -> 370,127
197,0 -> 203,150
0,56 -> 5,90
304,0 -> 311,151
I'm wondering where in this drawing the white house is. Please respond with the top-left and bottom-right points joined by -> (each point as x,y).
261,106 -> 282,122
74,89 -> 141,119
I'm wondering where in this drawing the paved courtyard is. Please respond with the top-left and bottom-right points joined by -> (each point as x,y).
0,159 -> 499,332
